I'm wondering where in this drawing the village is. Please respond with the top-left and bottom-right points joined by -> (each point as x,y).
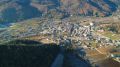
37,16 -> 120,65
1,16 -> 119,66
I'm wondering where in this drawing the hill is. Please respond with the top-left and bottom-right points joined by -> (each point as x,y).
0,39 -> 60,67
0,0 -> 119,24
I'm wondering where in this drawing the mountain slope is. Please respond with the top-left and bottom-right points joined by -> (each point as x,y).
60,0 -> 118,16
0,0 -> 119,24
0,0 -> 42,23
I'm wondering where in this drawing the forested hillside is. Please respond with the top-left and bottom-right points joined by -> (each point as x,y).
0,0 -> 119,24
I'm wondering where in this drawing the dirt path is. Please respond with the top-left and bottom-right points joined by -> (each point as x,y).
95,48 -> 105,54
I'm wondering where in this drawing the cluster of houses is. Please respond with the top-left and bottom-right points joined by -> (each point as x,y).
39,19 -> 120,49
3,18 -> 117,50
